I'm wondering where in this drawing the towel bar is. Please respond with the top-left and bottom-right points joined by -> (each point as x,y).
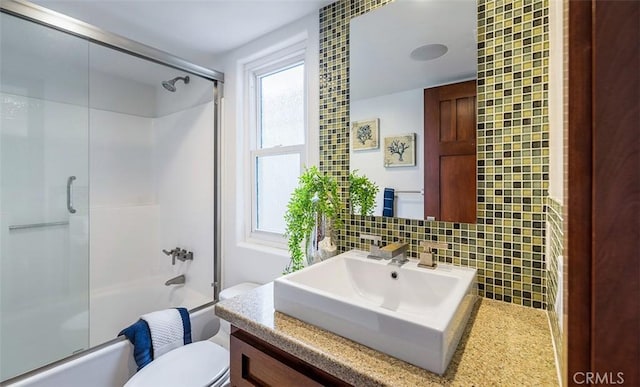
8,221 -> 69,231
394,189 -> 424,195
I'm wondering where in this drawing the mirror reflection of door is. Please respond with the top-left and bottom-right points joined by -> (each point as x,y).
424,80 -> 477,223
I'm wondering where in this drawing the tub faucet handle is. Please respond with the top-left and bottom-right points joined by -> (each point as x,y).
176,249 -> 194,262
162,247 -> 180,265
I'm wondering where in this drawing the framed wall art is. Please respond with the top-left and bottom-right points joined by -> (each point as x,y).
351,118 -> 379,151
384,133 -> 416,167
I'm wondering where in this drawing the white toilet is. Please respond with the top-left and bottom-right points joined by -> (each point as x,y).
124,282 -> 260,387
209,282 -> 261,350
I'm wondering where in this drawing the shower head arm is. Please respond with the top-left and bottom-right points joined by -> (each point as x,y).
162,75 -> 190,92
175,76 -> 190,84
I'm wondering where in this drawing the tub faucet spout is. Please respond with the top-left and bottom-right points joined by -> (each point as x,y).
164,274 -> 185,286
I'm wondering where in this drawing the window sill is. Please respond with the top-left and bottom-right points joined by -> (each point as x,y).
237,240 -> 291,258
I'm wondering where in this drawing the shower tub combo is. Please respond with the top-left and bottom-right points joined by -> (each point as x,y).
0,0 -> 224,383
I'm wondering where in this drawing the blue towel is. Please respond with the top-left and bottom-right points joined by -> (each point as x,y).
177,307 -> 192,346
383,188 -> 395,217
119,319 -> 153,370
119,307 -> 192,371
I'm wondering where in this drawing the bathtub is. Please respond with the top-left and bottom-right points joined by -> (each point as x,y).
1,296 -> 88,381
88,275 -> 212,346
4,282 -> 219,387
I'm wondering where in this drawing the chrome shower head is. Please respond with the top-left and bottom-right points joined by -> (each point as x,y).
162,75 -> 190,92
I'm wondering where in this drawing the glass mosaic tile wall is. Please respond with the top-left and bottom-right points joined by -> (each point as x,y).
547,196 -> 563,363
319,0 -> 550,309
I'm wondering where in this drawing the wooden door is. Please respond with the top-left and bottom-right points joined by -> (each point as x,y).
567,0 -> 639,385
424,80 -> 477,223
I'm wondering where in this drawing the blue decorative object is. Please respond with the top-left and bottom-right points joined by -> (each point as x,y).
383,188 -> 395,217
119,307 -> 192,371
119,319 -> 153,370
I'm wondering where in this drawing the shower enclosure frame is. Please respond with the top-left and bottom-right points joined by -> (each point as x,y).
1,0 -> 224,381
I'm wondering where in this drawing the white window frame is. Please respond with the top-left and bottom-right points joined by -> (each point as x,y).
243,43 -> 308,248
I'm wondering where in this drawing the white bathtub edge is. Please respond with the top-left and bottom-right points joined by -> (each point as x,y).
4,304 -> 220,387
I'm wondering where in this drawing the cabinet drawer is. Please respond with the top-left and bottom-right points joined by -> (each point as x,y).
230,328 -> 350,386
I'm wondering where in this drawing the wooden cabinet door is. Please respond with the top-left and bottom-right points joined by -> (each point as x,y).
231,335 -> 322,386
230,328 -> 350,386
424,80 -> 477,223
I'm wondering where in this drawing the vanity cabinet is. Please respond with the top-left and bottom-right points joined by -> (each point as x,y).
230,326 -> 350,386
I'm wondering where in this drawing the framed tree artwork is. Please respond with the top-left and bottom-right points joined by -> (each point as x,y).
384,133 -> 416,167
351,119 -> 379,151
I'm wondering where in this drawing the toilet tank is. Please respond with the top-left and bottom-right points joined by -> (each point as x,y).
218,283 -> 260,335
220,283 -> 261,302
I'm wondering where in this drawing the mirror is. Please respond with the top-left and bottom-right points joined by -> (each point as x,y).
349,0 -> 477,221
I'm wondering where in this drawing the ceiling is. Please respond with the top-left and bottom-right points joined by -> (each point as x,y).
350,0 -> 477,100
31,0 -> 333,69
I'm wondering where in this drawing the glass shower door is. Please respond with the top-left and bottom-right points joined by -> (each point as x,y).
0,13 -> 89,380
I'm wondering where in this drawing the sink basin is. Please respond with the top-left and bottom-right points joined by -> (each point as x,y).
273,250 -> 477,375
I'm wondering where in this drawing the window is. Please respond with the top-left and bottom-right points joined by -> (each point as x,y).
247,52 -> 306,245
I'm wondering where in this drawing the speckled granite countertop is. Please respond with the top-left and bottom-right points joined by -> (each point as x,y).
215,282 -> 558,386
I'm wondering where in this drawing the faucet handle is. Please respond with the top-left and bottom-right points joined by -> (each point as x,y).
162,247 -> 181,265
361,233 -> 384,260
360,233 -> 382,246
418,241 -> 448,269
175,249 -> 194,262
420,241 -> 448,252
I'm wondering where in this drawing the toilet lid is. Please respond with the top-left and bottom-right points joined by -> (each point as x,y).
124,341 -> 229,387
219,282 -> 260,301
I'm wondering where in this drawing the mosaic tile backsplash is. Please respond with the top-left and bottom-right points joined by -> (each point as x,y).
319,0 -> 550,309
546,196 -> 563,364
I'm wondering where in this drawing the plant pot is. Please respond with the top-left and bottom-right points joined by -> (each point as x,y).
305,213 -> 337,266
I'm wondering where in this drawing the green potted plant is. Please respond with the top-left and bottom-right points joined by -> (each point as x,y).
284,166 -> 343,273
349,170 -> 379,216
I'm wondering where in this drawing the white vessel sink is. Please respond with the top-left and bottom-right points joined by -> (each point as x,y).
273,249 -> 477,375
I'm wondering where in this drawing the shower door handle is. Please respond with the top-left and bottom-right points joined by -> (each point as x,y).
67,176 -> 77,214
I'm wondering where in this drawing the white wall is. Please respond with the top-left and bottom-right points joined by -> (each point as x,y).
548,0 -> 564,203
89,100 -> 215,298
350,88 -> 424,219
89,109 -> 160,292
219,12 -> 319,287
83,98 -> 215,346
90,70 -> 156,118
89,110 -> 155,207
154,102 -> 215,298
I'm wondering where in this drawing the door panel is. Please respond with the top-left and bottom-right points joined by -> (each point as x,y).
424,80 -> 477,223
0,13 -> 89,380
440,155 -> 476,224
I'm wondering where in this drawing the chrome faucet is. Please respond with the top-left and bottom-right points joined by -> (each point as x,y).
385,242 -> 410,266
164,274 -> 185,286
360,233 -> 409,265
418,241 -> 449,269
162,247 -> 194,265
360,233 -> 383,259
